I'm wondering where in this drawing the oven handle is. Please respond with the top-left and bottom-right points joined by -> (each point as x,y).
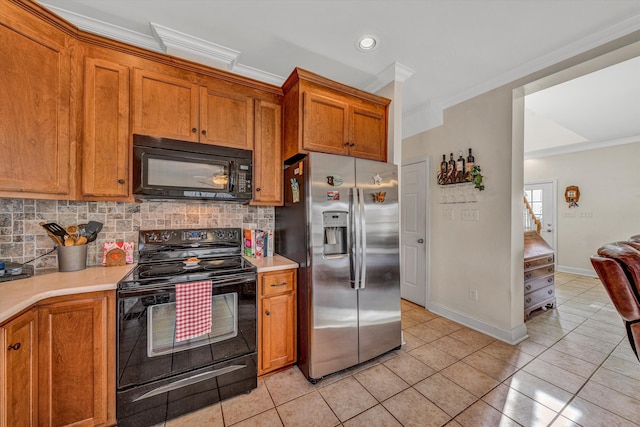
118,273 -> 256,297
132,364 -> 246,402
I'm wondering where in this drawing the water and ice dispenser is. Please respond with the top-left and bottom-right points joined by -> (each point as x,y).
323,211 -> 348,256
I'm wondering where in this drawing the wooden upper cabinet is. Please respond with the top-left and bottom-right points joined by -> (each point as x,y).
82,57 -> 130,199
1,309 -> 38,427
200,87 -> 254,149
282,68 -> 390,162
252,100 -> 283,206
0,14 -> 72,198
302,91 -> 349,155
132,68 -> 200,142
349,104 -> 387,161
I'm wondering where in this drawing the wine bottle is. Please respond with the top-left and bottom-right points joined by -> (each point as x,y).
456,151 -> 465,173
466,148 -> 475,174
448,153 -> 456,174
440,154 -> 448,174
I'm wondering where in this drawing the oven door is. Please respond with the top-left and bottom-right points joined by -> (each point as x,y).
117,273 -> 256,389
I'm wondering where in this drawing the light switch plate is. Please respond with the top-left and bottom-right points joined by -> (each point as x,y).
462,209 -> 479,221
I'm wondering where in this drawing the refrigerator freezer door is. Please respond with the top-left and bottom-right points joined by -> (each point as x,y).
355,158 -> 402,362
307,153 -> 359,379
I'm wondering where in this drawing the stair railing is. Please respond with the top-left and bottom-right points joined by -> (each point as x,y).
523,196 -> 542,234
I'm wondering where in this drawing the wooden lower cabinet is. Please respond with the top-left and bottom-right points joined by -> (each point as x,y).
1,309 -> 38,427
0,291 -> 115,427
258,269 -> 297,376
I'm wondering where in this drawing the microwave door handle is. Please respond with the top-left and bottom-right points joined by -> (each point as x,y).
228,161 -> 235,192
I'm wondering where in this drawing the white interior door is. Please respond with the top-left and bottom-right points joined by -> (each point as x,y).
525,181 -> 557,252
400,159 -> 428,306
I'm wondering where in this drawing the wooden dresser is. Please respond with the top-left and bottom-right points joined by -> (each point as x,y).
524,231 -> 556,319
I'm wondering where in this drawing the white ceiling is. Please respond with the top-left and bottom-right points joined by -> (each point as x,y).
39,0 -> 640,144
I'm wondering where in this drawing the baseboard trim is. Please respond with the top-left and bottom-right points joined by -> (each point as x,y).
424,302 -> 529,345
557,265 -> 597,277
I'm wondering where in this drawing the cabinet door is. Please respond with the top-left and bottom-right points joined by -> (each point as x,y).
1,309 -> 38,427
349,104 -> 387,161
38,292 -> 115,427
302,91 -> 349,155
82,57 -> 130,199
260,293 -> 296,374
0,21 -> 71,196
252,100 -> 283,205
132,69 -> 199,141
200,87 -> 254,149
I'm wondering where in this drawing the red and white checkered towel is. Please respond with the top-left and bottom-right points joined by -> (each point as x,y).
175,280 -> 213,342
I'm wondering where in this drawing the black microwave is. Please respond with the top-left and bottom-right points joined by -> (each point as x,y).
133,134 -> 252,202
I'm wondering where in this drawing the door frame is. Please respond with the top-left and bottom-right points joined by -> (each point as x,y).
400,156 -> 430,306
524,179 -> 558,265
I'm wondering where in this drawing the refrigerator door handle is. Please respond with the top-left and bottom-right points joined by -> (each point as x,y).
351,187 -> 360,289
359,187 -> 367,289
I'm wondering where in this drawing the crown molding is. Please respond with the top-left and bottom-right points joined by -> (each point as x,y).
150,22 -> 240,70
231,64 -> 285,86
40,3 -> 161,52
363,62 -> 416,93
438,12 -> 640,112
524,135 -> 640,160
404,12 -> 640,139
402,101 -> 444,138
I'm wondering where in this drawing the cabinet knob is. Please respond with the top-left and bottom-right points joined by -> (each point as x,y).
192,128 -> 197,133
201,129 -> 207,135
547,277 -> 553,283
349,143 -> 355,147
525,273 -> 532,279
548,289 -> 553,295
256,188 -> 261,192
265,310 -> 270,316
7,342 -> 21,351
547,267 -> 553,272
118,179 -> 125,184
525,297 -> 531,304
524,262 -> 530,268
525,284 -> 531,291
344,141 -> 350,146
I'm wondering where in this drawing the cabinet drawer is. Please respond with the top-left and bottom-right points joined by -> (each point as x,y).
524,264 -> 554,281
524,255 -> 554,271
525,275 -> 555,294
524,285 -> 555,308
261,270 -> 295,296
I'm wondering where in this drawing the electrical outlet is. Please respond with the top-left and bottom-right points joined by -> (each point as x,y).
469,288 -> 478,301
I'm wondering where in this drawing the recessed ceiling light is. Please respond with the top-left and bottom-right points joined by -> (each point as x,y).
357,35 -> 378,52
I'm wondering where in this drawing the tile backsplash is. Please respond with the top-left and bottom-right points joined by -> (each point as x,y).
0,198 -> 274,273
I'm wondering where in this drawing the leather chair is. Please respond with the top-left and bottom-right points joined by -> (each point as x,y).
590,241 -> 640,361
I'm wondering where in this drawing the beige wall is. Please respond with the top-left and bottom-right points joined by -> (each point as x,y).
402,31 -> 640,343
525,141 -> 640,275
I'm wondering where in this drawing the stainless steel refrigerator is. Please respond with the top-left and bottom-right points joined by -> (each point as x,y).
275,152 -> 401,382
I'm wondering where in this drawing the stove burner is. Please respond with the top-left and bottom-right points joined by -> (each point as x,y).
138,264 -> 185,278
202,258 -> 242,270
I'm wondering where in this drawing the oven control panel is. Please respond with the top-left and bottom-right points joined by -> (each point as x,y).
183,230 -> 207,241
140,228 -> 241,247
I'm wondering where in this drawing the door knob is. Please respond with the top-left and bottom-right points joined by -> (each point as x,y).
417,239 -> 424,244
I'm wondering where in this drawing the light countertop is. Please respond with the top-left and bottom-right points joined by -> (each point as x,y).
244,254 -> 299,272
0,264 -> 134,324
1,254 -> 298,324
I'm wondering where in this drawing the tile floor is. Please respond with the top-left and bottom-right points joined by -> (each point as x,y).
159,272 -> 640,426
